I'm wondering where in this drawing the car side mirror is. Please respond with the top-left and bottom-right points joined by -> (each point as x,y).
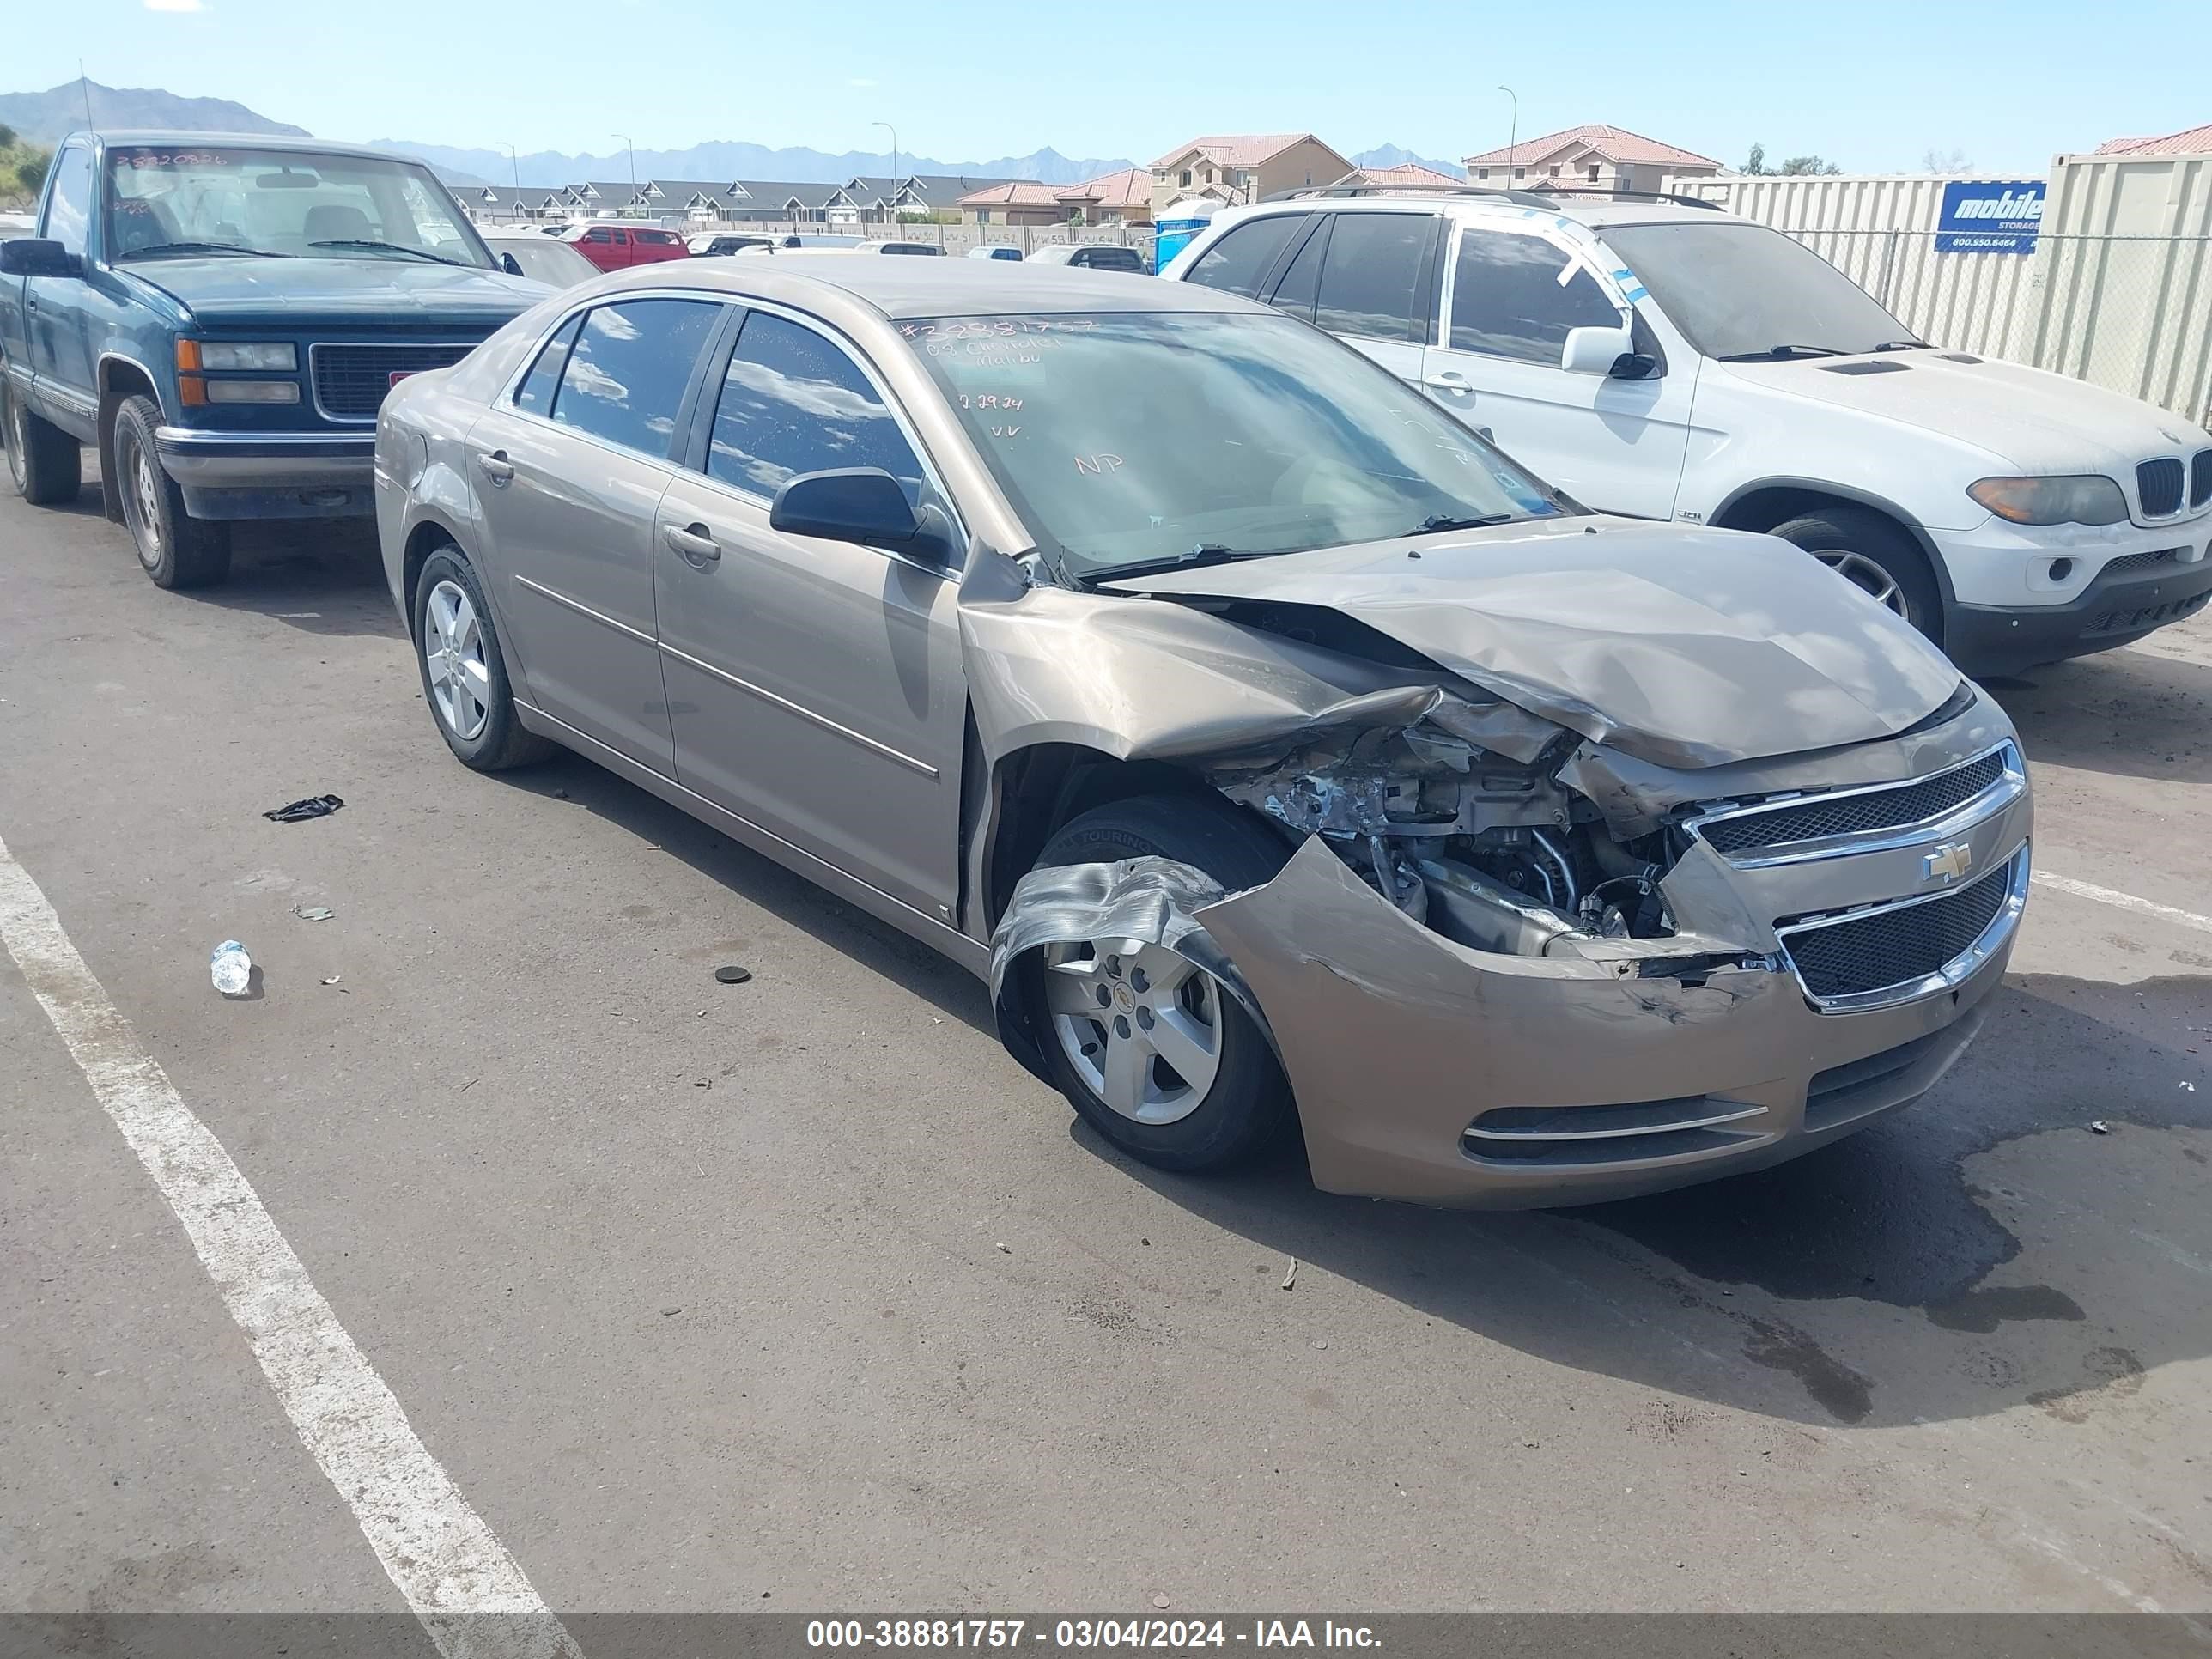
499,252 -> 524,276
1560,323 -> 1635,375
1607,352 -> 1660,380
771,468 -> 955,562
0,238 -> 82,278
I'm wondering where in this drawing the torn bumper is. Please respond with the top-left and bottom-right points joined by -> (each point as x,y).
1197,837 -> 2020,1209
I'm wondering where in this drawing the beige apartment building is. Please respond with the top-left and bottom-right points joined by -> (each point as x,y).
1462,124 -> 1721,194
1148,133 -> 1355,218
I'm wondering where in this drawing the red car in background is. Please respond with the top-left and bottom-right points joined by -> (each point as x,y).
562,222 -> 690,271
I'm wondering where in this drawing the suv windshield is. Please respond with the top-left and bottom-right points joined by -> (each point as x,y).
1602,220 -> 1916,360
906,311 -> 1564,580
104,145 -> 495,268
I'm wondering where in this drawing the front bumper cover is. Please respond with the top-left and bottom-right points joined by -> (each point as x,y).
1196,836 -> 2019,1208
1945,553 -> 2212,675
154,427 -> 375,520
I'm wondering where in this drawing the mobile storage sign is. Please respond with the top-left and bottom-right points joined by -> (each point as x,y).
1936,180 -> 2047,253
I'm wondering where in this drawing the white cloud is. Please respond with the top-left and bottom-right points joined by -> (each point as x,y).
144,0 -> 208,12
846,77 -> 878,89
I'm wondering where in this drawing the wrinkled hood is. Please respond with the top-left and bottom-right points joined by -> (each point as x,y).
1100,517 -> 1962,769
122,257 -> 548,328
1718,351 -> 2212,477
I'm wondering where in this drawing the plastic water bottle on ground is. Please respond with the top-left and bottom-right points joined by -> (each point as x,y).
210,940 -> 252,997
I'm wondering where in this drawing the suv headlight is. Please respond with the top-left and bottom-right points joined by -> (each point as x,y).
195,342 -> 298,372
1967,475 -> 2128,526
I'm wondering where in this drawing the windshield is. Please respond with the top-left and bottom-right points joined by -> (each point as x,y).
104,145 -> 495,268
1602,221 -> 1916,359
906,312 -> 1565,580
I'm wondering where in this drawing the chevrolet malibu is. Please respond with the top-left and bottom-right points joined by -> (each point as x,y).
373,259 -> 2032,1207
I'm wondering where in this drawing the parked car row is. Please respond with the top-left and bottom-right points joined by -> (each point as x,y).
4,134 -> 2198,1213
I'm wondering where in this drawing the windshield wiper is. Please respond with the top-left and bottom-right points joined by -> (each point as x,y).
308,240 -> 464,266
1079,542 -> 1265,585
1406,513 -> 1515,536
1871,338 -> 1930,351
113,241 -> 287,261
1716,343 -> 1853,362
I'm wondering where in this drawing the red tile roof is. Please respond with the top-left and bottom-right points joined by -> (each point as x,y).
957,180 -> 1066,208
1347,161 -> 1466,187
1054,167 -> 1151,207
2094,123 -> 2212,156
1151,133 -> 1315,169
1462,124 -> 1720,169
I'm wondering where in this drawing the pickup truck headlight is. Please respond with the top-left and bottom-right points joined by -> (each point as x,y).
192,342 -> 298,372
203,380 -> 301,404
1966,475 -> 2128,526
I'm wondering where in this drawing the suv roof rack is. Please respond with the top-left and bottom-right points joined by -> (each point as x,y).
1261,182 -> 1559,208
1524,186 -> 1725,212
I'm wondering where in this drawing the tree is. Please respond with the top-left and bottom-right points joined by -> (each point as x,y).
1923,147 -> 1974,174
15,149 -> 50,199
1743,143 -> 1769,176
1778,155 -> 1843,175
0,124 -> 16,149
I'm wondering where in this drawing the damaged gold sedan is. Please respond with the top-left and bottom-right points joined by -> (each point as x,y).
376,259 -> 2031,1207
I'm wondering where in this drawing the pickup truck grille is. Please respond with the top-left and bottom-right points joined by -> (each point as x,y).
2137,457 -> 2185,518
1695,749 -> 2009,856
311,343 -> 477,421
1779,851 -> 2021,1005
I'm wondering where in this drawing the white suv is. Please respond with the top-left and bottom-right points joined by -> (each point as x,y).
1161,187 -> 2212,675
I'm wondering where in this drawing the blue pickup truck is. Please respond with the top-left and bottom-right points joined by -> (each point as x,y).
0,131 -> 548,587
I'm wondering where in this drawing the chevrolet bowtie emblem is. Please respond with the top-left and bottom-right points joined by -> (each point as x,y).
1923,842 -> 1973,884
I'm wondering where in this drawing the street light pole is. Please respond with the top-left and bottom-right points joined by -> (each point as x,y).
1497,86 -> 1518,169
496,142 -> 519,191
872,121 -> 900,222
612,132 -> 635,198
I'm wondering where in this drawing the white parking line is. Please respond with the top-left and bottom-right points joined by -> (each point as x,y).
2031,870 -> 2212,938
0,833 -> 581,1659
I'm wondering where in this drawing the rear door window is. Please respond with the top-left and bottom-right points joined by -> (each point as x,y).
1449,228 -> 1621,364
1182,215 -> 1302,299
705,311 -> 923,503
1266,218 -> 1329,321
1313,213 -> 1431,343
550,299 -> 722,457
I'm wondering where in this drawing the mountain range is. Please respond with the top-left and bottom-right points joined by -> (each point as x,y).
0,81 -> 1469,193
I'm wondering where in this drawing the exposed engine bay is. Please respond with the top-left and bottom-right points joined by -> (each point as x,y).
1209,714 -> 1687,958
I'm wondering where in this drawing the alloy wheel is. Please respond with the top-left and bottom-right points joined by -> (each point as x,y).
422,579 -> 491,742
1041,939 -> 1224,1126
1816,549 -> 1905,615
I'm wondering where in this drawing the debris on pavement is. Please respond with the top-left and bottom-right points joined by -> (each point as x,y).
714,964 -> 753,984
2090,1120 -> 2111,1133
2183,1081 -> 2197,1091
319,975 -> 342,986
262,794 -> 345,823
1281,1258 -> 1298,1291
210,940 -> 252,998
1152,1596 -> 1170,1611
994,1242 -> 1011,1254
294,905 -> 335,921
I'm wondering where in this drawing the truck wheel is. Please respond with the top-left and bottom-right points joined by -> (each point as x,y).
112,396 -> 231,589
1023,794 -> 1294,1174
411,546 -> 554,771
3,375 -> 83,507
1770,507 -> 1942,643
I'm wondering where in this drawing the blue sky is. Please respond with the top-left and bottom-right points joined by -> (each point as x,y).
14,0 -> 2210,173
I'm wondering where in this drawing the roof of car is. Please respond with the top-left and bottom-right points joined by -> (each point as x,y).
76,130 -> 428,164
605,253 -> 1261,320
1217,191 -> 1741,233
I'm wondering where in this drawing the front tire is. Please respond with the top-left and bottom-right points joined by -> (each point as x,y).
1769,506 -> 1943,644
411,546 -> 553,771
3,374 -> 83,506
1024,794 -> 1294,1174
112,395 -> 231,589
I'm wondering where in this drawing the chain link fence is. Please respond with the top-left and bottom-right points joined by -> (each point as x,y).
1777,228 -> 2212,427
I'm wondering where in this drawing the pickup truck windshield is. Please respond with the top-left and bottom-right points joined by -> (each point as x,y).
906,312 -> 1563,580
1602,221 -> 1918,361
104,145 -> 495,269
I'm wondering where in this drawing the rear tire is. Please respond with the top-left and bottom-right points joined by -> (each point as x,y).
412,546 -> 554,771
3,374 -> 83,507
1024,793 -> 1294,1174
112,395 -> 231,589
1769,506 -> 1942,644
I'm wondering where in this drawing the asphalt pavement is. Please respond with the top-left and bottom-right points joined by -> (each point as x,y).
2,482 -> 2208,1620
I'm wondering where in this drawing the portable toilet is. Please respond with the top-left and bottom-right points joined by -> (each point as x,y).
1152,196 -> 1223,273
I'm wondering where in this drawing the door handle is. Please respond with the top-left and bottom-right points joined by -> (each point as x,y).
663,522 -> 720,568
1423,370 -> 1471,392
477,451 -> 514,486
24,295 -> 36,313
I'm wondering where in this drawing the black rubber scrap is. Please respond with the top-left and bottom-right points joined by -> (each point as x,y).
714,965 -> 752,985
264,794 -> 344,823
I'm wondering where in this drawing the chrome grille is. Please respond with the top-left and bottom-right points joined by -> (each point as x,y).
2193,448 -> 2212,508
2138,457 -> 2185,518
1781,854 -> 2019,1005
1697,750 -> 2007,856
311,343 -> 477,421
2101,548 -> 2182,578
